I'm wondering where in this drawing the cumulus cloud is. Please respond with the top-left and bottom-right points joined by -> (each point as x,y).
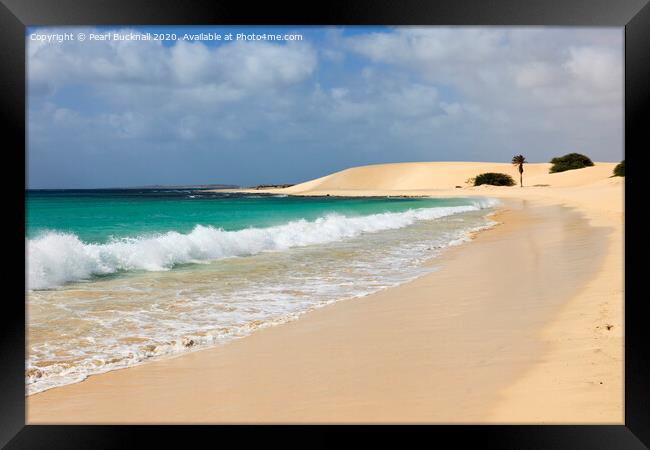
28,28 -> 319,146
29,28 -> 317,96
341,27 -> 622,161
27,26 -> 623,188
345,27 -> 622,107
564,45 -> 621,91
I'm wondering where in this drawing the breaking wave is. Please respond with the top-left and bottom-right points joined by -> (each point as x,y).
27,198 -> 498,290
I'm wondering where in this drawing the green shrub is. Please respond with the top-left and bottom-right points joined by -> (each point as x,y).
613,160 -> 625,177
473,172 -> 516,186
549,153 -> 594,173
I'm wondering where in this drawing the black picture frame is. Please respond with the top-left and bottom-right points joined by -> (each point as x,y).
2,0 -> 648,447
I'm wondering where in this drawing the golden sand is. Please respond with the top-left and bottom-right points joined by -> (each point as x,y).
27,162 -> 623,423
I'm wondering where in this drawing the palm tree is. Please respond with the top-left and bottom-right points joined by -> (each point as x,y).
512,155 -> 526,187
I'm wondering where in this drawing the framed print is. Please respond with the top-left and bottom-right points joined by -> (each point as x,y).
1,0 -> 648,447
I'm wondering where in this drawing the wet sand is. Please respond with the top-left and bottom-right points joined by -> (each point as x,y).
27,196 -> 622,423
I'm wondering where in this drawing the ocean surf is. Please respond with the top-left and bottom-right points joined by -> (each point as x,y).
26,191 -> 499,394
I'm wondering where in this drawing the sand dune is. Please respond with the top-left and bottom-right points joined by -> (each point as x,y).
245,160 -> 622,221
278,161 -> 618,193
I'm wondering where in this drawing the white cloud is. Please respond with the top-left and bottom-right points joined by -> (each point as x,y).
345,27 -> 622,108
514,62 -> 557,88
349,27 -> 503,65
29,27 -> 317,95
170,41 -> 211,84
27,26 -> 624,188
341,27 -> 622,160
564,46 -> 621,91
28,28 -> 318,146
214,40 -> 317,89
330,87 -> 348,99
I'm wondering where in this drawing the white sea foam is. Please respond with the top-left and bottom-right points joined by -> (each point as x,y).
26,197 -> 500,394
27,198 -> 499,290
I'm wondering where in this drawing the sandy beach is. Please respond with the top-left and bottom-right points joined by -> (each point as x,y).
27,162 -> 623,424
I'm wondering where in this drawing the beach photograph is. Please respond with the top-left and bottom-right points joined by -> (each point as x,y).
25,25 -> 624,424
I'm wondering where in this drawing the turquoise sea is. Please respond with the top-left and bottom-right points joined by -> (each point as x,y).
26,189 -> 498,394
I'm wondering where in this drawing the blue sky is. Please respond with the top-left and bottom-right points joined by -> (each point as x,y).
27,26 -> 623,188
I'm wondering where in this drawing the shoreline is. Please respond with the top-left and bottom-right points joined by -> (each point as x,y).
26,196 -> 497,397
26,197 -> 500,397
27,191 -> 623,423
